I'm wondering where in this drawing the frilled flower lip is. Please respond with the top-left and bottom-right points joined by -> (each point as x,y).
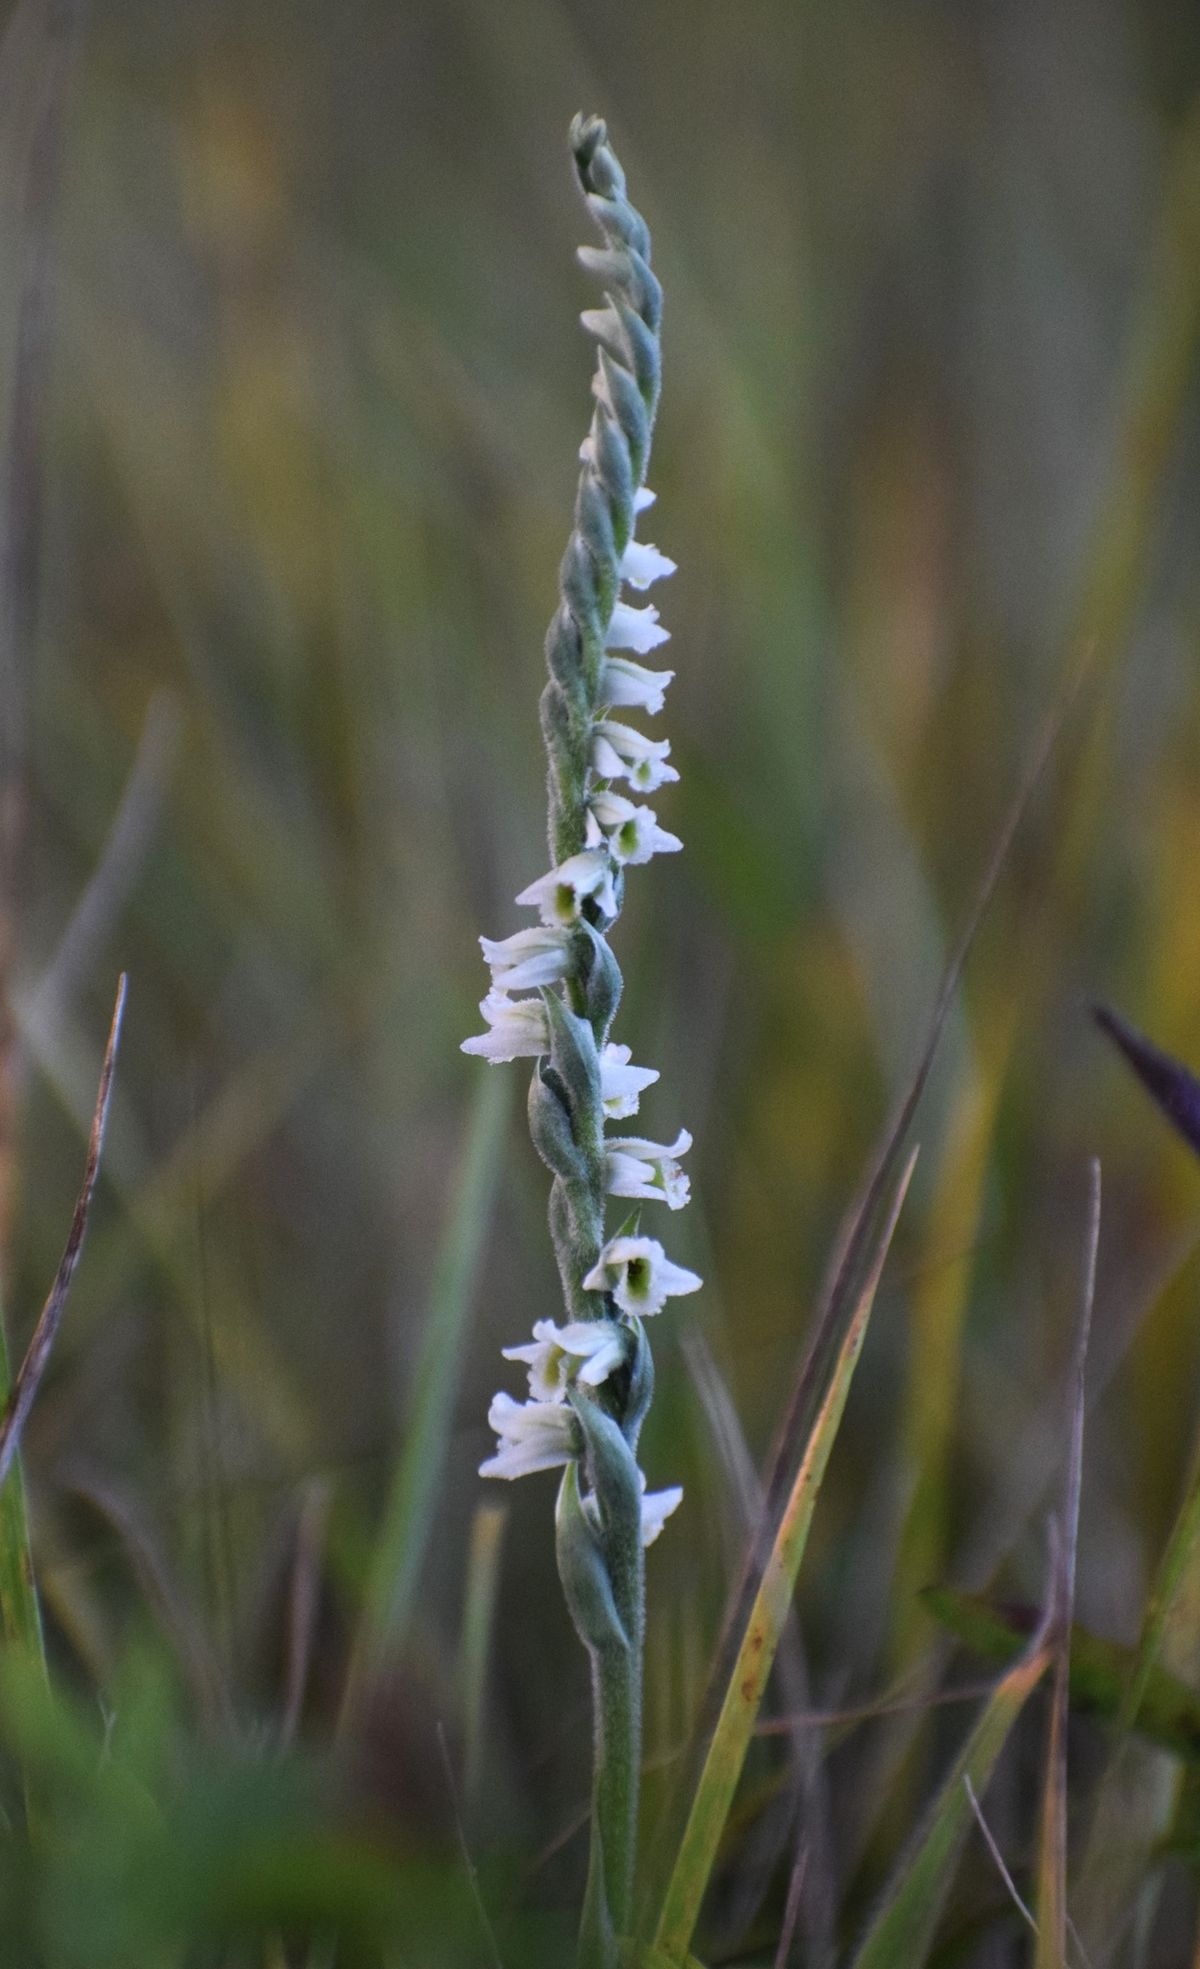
599,1042 -> 659,1120
479,1391 -> 580,1480
620,539 -> 677,590
596,657 -> 675,716
592,718 -> 678,793
640,1480 -> 684,1546
502,1317 -> 627,1403
479,925 -> 571,992
516,850 -> 617,926
582,1233 -> 701,1315
605,600 -> 670,656
605,1129 -> 693,1210
461,991 -> 549,1062
587,792 -> 682,867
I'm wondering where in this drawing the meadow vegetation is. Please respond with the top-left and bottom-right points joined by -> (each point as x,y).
0,4 -> 1200,1965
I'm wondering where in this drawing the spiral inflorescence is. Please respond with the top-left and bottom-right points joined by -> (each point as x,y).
460,117 -> 696,1951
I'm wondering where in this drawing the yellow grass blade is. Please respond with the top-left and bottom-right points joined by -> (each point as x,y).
652,1149 -> 917,1964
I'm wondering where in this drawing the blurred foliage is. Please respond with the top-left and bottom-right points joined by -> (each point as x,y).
0,0 -> 1199,1961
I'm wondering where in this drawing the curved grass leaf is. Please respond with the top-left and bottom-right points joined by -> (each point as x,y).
849,1637 -> 1052,1969
651,1151 -> 917,1964
924,1588 -> 1200,1763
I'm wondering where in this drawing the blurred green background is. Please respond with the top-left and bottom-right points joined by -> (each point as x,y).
2,0 -> 1200,1961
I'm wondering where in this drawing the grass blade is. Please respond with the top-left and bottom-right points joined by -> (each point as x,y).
0,974 -> 126,1493
760,695 -> 1067,1539
352,1068 -> 509,1680
0,1336 -> 42,1667
848,1635 -> 1053,1969
652,1149 -> 918,1964
1034,1160 -> 1100,1969
460,1499 -> 508,1810
0,973 -> 124,1683
923,1588 -> 1200,1763
674,684 -> 1071,1869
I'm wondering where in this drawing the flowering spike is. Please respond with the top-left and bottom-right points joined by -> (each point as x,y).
465,119 -> 697,1953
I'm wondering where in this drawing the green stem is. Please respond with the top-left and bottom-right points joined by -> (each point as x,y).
559,1410 -> 647,1966
579,1542 -> 644,1967
591,1636 -> 641,1936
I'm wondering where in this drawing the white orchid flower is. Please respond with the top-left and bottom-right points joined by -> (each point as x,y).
579,302 -> 625,349
583,1235 -> 701,1315
620,539 -> 676,590
640,1478 -> 684,1547
516,850 -> 617,925
596,656 -> 675,715
605,600 -> 670,656
479,1391 -> 580,1480
502,1318 -> 627,1403
605,1129 -> 692,1209
592,718 -> 679,793
479,925 -> 571,992
461,991 -> 549,1063
599,1042 -> 659,1119
589,790 -> 682,866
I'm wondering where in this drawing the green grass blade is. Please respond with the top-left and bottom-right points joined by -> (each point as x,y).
849,1638 -> 1052,1969
1034,1160 -> 1099,1969
1120,1451 -> 1200,1743
460,1499 -> 507,1810
652,1150 -> 917,1965
354,1069 -> 510,1674
892,1036 -> 1011,1671
924,1586 -> 1200,1763
0,1298 -> 44,1671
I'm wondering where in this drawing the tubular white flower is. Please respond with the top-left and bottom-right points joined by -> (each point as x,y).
640,1479 -> 684,1547
583,1234 -> 701,1315
589,790 -> 682,866
605,1129 -> 693,1209
592,718 -> 679,793
579,302 -> 624,348
620,539 -> 676,590
461,991 -> 549,1062
503,1317 -> 627,1402
480,1391 -> 580,1480
605,600 -> 670,655
596,656 -> 675,715
479,925 -> 571,992
634,486 -> 656,512
516,849 -> 617,925
599,1042 -> 659,1119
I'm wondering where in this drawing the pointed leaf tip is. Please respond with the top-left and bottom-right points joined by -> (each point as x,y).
1093,1002 -> 1200,1159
